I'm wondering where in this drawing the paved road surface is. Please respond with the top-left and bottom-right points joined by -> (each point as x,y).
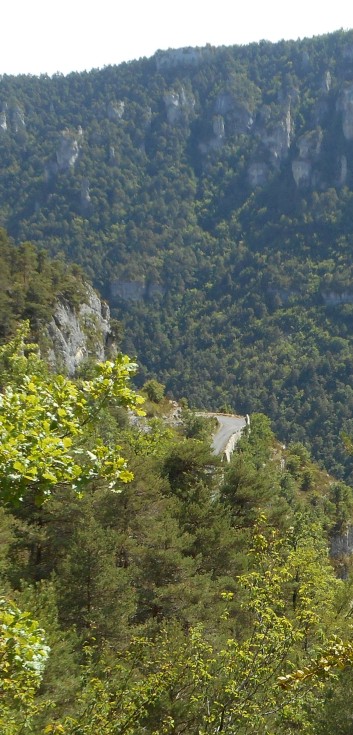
198,413 -> 247,456
211,414 -> 247,455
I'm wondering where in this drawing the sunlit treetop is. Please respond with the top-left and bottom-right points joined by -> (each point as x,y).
0,323 -> 144,506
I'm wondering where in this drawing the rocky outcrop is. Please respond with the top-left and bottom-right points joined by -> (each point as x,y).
199,115 -> 225,153
56,128 -> 82,171
109,145 -> 117,164
0,111 -> 7,131
164,87 -> 195,125
257,104 -> 292,164
337,84 -> 353,140
200,91 -> 257,154
322,70 -> 332,93
292,160 -> 312,188
46,285 -> 114,375
11,105 -> 25,133
244,104 -> 293,188
263,121 -> 291,163
215,92 -> 254,134
164,91 -> 182,125
292,129 -> 322,188
80,178 -> 91,211
0,103 -> 26,133
331,525 -> 353,556
310,73 -> 331,125
212,115 -> 225,139
155,46 -> 211,71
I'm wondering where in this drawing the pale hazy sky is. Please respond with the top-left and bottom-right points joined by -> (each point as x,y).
2,1 -> 353,76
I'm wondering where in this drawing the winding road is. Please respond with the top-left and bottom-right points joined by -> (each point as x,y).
198,413 -> 248,460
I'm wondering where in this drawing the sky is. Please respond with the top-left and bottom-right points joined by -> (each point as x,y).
2,1 -> 353,77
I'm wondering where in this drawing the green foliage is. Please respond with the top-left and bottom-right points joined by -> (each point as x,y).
0,229 -> 87,341
5,34 -> 353,721
0,327 -> 350,732
182,408 -> 217,440
0,597 -> 50,734
162,438 -> 219,498
143,379 -> 165,404
222,413 -> 288,527
59,521 -> 342,735
0,325 -> 144,505
3,36 -> 353,474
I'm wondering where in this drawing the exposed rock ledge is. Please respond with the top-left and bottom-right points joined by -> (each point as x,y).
46,285 -> 114,375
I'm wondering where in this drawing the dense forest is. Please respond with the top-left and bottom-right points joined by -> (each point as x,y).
3,31 -> 353,475
0,31 -> 353,479
0,243 -> 351,733
5,29 -> 353,733
3,311 -> 353,734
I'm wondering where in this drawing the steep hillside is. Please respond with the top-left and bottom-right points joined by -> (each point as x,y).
3,31 -> 353,474
0,228 -> 115,371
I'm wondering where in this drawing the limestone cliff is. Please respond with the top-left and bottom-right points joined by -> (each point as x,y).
155,46 -> 212,71
56,128 -> 82,171
164,87 -> 195,125
337,83 -> 353,141
331,526 -> 353,565
45,285 -> 114,375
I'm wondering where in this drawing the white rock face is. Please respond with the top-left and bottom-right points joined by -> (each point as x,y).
263,122 -> 289,162
261,106 -> 292,163
0,111 -> 7,131
291,128 -> 322,188
163,87 -> 195,124
11,105 -> 25,132
212,115 -> 225,138
198,115 -> 226,153
164,91 -> 181,124
292,160 -> 312,187
322,70 -> 331,93
46,285 -> 112,375
338,84 -> 353,140
245,105 -> 292,188
56,130 -> 80,170
215,93 -> 254,134
81,178 -> 91,209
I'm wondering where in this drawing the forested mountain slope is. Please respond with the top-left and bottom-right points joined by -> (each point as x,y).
0,228 -> 115,372
3,31 -> 353,474
2,320 -> 353,734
